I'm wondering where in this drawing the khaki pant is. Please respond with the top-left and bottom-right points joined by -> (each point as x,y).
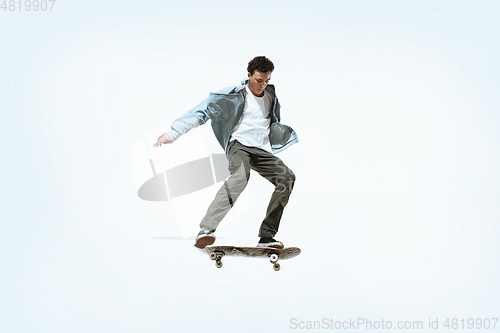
200,140 -> 296,238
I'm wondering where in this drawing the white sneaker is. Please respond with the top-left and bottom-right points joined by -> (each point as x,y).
256,237 -> 284,249
194,228 -> 216,249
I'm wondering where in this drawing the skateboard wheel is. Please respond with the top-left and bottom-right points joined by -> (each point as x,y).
269,254 -> 279,263
215,260 -> 223,268
209,253 -> 217,260
273,263 -> 280,271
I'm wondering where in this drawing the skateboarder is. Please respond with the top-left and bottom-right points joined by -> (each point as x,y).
153,56 -> 298,249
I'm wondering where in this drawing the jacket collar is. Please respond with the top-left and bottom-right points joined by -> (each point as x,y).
239,77 -> 276,98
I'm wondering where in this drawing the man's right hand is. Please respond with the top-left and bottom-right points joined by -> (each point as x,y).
153,133 -> 173,147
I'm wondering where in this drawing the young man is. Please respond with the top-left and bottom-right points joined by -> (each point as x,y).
154,56 -> 298,249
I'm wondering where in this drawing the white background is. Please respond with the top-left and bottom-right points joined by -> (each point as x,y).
1,0 -> 499,332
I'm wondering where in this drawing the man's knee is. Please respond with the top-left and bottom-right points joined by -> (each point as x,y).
281,167 -> 295,183
227,162 -> 251,193
229,163 -> 250,182
286,169 -> 296,190
276,168 -> 295,193
228,154 -> 250,180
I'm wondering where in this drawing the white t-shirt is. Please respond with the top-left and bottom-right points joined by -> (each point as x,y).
229,85 -> 273,153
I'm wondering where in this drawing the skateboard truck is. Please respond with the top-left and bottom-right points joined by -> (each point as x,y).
209,251 -> 225,268
209,250 -> 281,271
205,246 -> 300,271
269,253 -> 280,271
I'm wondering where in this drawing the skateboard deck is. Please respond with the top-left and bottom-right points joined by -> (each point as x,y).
204,246 -> 301,271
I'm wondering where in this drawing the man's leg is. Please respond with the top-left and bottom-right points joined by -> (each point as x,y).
251,151 -> 296,239
199,141 -> 251,231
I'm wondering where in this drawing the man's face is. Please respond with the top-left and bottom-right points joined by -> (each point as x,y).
247,70 -> 272,97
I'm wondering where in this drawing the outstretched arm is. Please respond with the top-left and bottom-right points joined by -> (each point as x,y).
153,133 -> 172,147
153,96 -> 212,148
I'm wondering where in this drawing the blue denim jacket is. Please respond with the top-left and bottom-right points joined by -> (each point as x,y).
165,78 -> 298,154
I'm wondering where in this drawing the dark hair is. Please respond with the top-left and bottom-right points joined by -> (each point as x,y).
247,56 -> 274,75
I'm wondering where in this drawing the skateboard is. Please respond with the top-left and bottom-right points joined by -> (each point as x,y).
204,246 -> 301,271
